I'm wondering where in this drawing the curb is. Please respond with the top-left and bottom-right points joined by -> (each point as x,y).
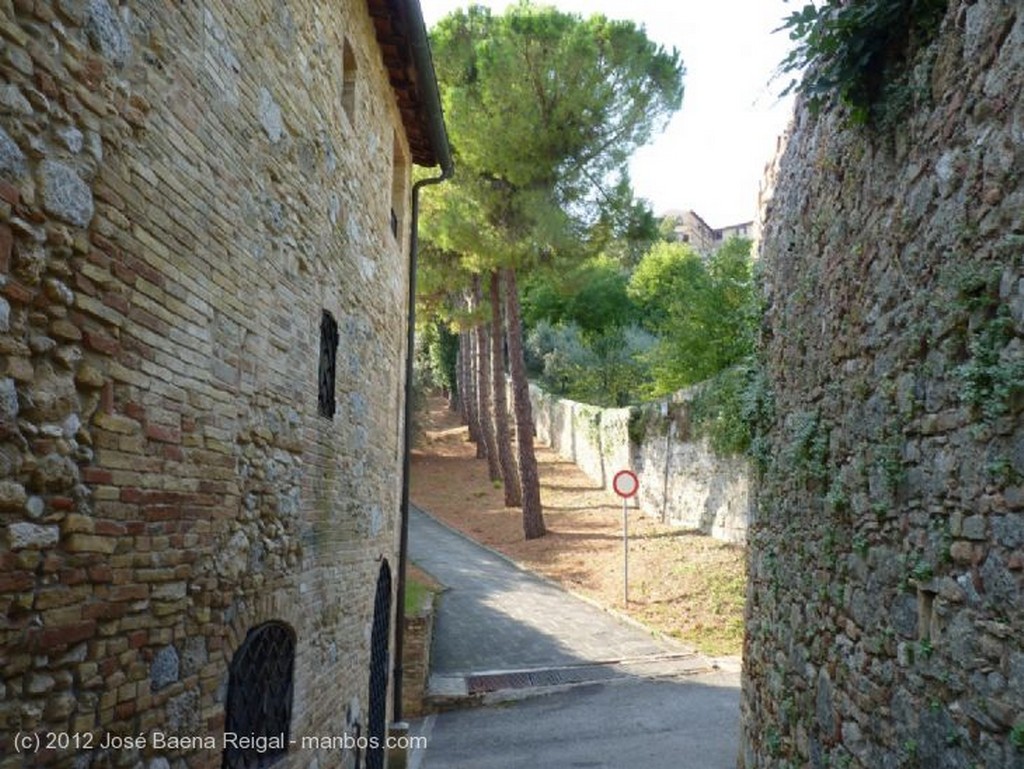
424,654 -> 727,712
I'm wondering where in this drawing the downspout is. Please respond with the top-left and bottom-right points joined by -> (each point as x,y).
394,0 -> 453,725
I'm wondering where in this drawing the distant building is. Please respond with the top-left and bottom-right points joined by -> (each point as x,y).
661,209 -> 754,257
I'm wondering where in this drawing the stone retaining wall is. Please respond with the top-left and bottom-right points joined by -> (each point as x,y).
530,384 -> 750,544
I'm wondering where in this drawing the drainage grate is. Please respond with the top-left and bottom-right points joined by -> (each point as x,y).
466,665 -> 623,694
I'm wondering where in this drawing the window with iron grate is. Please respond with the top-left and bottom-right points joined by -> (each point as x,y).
222,621 -> 295,769
318,310 -> 339,418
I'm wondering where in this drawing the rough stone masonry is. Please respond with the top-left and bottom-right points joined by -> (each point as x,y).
743,2 -> 1024,767
0,1 -> 444,767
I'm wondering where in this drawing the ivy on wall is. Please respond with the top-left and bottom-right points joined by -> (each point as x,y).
777,0 -> 948,125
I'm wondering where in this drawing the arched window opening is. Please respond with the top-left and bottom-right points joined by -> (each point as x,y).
222,621 -> 295,769
365,561 -> 392,769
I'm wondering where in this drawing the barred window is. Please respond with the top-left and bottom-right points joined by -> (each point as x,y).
318,310 -> 339,418
222,622 -> 295,769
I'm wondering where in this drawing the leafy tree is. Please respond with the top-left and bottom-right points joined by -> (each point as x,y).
523,255 -> 653,406
629,237 -> 755,394
657,213 -> 682,243
418,320 -> 459,403
584,183 -> 661,268
425,2 -> 684,538
523,256 -> 636,336
527,320 -> 654,407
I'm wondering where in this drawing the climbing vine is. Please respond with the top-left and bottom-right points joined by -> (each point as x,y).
777,0 -> 948,125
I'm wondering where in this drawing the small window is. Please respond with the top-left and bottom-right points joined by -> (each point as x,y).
342,39 -> 357,124
318,310 -> 339,418
390,133 -> 408,242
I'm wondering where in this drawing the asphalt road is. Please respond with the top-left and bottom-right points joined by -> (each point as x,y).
407,506 -> 742,768
410,671 -> 741,769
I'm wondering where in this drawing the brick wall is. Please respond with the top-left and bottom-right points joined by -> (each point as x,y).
1,1 -> 420,766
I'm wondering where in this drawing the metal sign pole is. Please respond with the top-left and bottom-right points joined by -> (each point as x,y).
622,495 -> 629,604
612,469 -> 638,608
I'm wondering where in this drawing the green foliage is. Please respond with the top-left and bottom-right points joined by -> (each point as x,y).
852,532 -> 869,558
690,364 -> 756,456
403,573 -> 436,615
957,306 -> 1024,423
523,256 -> 637,336
910,559 -> 934,583
627,404 -> 654,446
428,1 -> 685,260
526,320 -> 654,407
585,190 -> 660,268
987,456 -> 1022,486
743,362 -> 777,471
776,0 -> 947,124
424,320 -> 460,396
628,238 -> 756,394
783,410 -> 830,485
1011,723 -> 1024,751
918,638 -> 934,659
876,438 -> 905,494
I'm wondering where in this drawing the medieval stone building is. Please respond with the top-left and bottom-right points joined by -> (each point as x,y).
0,1 -> 449,767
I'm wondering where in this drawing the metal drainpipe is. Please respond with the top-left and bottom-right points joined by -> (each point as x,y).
392,0 -> 453,732
394,168 -> 449,728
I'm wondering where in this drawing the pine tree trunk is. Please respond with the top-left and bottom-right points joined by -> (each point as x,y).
502,267 -> 546,539
474,276 -> 501,481
491,270 -> 521,507
460,329 -> 482,450
457,331 -> 468,425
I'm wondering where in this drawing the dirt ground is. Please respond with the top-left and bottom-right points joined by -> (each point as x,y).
409,396 -> 746,657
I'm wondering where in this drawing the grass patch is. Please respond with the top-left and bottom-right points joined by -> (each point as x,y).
404,563 -> 442,615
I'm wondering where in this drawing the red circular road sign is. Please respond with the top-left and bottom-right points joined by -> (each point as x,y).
612,469 -> 639,499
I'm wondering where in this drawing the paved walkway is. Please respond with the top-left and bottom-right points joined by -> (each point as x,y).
408,506 -> 722,700
407,506 -> 742,768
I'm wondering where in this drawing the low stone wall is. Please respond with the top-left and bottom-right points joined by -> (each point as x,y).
530,385 -> 750,544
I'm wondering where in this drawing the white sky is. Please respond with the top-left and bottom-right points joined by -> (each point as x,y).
420,0 -> 797,227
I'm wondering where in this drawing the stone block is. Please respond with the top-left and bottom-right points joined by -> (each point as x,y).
39,160 -> 94,228
962,515 -> 987,541
8,522 -> 59,550
150,644 -> 179,691
0,481 -> 27,510
0,377 -> 18,435
0,127 -> 27,178
93,412 -> 140,435
85,0 -> 131,67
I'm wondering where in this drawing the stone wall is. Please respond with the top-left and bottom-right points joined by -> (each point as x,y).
530,384 -> 750,544
0,1 -> 422,766
742,2 -> 1024,766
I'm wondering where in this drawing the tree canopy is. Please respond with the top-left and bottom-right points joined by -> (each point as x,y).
426,1 -> 685,257
628,237 -> 755,394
